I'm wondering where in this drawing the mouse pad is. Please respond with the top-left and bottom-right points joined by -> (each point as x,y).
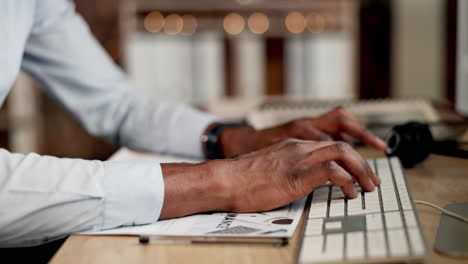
434,203 -> 468,257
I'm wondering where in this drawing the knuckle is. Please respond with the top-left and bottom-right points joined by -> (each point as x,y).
363,161 -> 373,175
344,175 -> 354,185
332,141 -> 351,154
333,106 -> 346,115
363,128 -> 374,136
288,119 -> 305,130
323,161 -> 337,171
281,138 -> 301,149
336,115 -> 349,124
322,162 -> 346,183
319,134 -> 331,141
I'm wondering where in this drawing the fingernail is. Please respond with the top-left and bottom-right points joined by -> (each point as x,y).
368,178 -> 375,191
374,175 -> 381,186
375,137 -> 387,149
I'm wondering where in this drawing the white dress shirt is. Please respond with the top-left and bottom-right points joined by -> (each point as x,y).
0,0 -> 217,247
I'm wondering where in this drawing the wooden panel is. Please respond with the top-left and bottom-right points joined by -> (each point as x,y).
40,96 -> 117,160
266,38 -> 285,95
357,0 -> 392,99
446,0 -> 457,105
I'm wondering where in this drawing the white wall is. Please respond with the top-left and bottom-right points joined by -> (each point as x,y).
392,0 -> 446,99
285,33 -> 354,99
237,35 -> 266,97
126,32 -> 225,104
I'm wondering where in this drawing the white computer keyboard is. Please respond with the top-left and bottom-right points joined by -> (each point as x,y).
298,157 -> 427,263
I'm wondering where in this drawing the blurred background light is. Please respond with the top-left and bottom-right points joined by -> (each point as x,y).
164,14 -> 184,35
143,11 -> 164,33
247,12 -> 270,35
285,12 -> 306,34
224,13 -> 245,35
306,12 -> 327,33
181,14 -> 198,35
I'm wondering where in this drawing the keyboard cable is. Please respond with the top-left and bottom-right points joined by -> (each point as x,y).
414,200 -> 468,224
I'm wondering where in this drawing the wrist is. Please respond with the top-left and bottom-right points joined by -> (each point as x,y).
159,161 -> 233,219
219,125 -> 256,158
202,121 -> 255,159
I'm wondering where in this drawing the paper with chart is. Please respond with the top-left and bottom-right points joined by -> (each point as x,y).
82,149 -> 306,238
84,198 -> 305,238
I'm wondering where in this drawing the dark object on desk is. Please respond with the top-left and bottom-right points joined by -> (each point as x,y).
434,203 -> 468,258
385,121 -> 468,168
0,237 -> 67,264
139,235 -> 288,246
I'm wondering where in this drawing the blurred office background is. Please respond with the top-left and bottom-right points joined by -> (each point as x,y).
2,0 -> 466,160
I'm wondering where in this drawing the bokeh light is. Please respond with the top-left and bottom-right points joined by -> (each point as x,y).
224,13 -> 245,35
285,12 -> 306,34
143,11 -> 165,33
164,14 -> 184,35
306,13 -> 327,33
182,15 -> 198,35
247,12 -> 270,35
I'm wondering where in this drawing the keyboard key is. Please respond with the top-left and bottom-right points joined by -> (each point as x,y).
364,190 -> 381,213
309,187 -> 329,219
346,231 -> 365,260
305,219 -> 323,236
309,204 -> 327,219
400,196 -> 413,210
325,221 -> 342,231
300,235 -> 324,262
301,234 -> 344,262
329,187 -> 345,217
366,213 -> 383,231
390,158 -> 413,210
408,228 -> 426,256
403,210 -> 417,227
376,160 -> 399,213
385,211 -> 403,229
323,233 -> 344,261
347,191 -> 364,215
367,231 -> 386,258
388,229 -> 409,257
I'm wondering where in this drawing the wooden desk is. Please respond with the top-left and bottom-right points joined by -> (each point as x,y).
50,148 -> 468,264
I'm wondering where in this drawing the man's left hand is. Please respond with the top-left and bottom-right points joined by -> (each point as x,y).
219,107 -> 387,158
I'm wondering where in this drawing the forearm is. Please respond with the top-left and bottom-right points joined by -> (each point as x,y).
159,161 -> 232,219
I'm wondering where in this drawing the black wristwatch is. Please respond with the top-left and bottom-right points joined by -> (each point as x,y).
201,121 -> 248,160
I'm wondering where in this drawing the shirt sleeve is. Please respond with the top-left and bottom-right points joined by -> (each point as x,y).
0,148 -> 164,247
21,0 -> 217,158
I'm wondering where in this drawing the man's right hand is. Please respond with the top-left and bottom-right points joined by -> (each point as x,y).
159,139 -> 380,219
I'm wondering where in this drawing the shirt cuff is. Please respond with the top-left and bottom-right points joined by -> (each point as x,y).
167,105 -> 218,158
100,161 -> 164,229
